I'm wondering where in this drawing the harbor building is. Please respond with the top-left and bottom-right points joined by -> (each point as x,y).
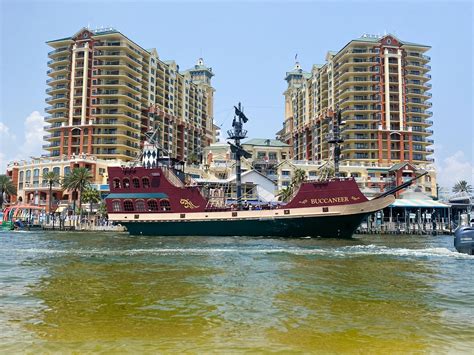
280,34 -> 434,167
45,27 -> 215,163
6,154 -> 120,212
201,139 -> 437,197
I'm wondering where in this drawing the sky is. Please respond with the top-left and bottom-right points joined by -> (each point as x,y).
0,0 -> 473,191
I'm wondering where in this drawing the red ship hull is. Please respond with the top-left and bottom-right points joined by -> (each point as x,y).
105,166 -> 394,238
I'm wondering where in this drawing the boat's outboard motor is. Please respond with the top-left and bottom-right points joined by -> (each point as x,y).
454,226 -> 474,255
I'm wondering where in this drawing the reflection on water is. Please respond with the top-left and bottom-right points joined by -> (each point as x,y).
0,232 -> 473,352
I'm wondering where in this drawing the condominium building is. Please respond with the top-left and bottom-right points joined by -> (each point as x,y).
45,27 -> 215,163
281,34 -> 433,166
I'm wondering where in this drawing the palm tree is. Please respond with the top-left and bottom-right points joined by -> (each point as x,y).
452,180 -> 473,194
277,185 -> 293,203
97,201 -> 108,219
292,168 -> 307,186
43,171 -> 60,214
62,167 -> 93,218
276,169 -> 307,203
82,186 -> 101,218
0,175 -> 16,209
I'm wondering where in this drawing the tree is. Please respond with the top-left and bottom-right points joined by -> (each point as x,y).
43,171 -> 60,214
452,180 -> 473,194
277,169 -> 307,203
277,186 -> 293,203
62,167 -> 93,217
97,201 -> 108,219
0,175 -> 16,209
292,168 -> 307,186
82,186 -> 101,217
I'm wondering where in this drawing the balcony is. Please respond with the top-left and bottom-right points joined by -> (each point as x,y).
252,159 -> 279,166
46,85 -> 67,94
45,113 -> 65,122
47,66 -> 68,76
46,75 -> 68,84
47,56 -> 69,66
45,122 -> 63,130
48,47 -> 69,56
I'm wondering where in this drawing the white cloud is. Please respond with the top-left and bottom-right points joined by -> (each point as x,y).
16,111 -> 47,158
0,111 -> 46,173
0,122 -> 16,172
0,122 -> 9,135
436,150 -> 474,190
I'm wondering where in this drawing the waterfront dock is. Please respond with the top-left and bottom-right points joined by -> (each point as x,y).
42,222 -> 126,232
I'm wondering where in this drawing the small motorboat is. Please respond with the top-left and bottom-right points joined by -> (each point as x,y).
454,221 -> 474,255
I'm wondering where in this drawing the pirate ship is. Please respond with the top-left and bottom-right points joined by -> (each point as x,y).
105,104 -> 399,238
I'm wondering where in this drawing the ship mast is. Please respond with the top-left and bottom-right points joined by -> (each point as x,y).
227,102 -> 251,210
327,107 -> 345,178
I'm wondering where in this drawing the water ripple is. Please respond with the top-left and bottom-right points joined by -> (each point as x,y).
4,244 -> 473,259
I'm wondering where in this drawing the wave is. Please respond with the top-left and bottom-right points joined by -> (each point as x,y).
4,245 -> 473,259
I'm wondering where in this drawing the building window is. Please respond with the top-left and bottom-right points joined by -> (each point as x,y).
135,200 -> 146,211
19,171 -> 24,181
64,166 -> 70,176
132,178 -> 140,188
42,168 -> 49,176
113,178 -> 121,189
112,200 -> 121,212
124,200 -> 134,211
147,199 -> 158,211
25,170 -> 31,181
53,167 -> 60,176
282,170 -> 290,177
160,199 -> 171,211
142,177 -> 150,188
123,178 -> 130,189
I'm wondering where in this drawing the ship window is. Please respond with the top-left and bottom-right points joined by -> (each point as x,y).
123,178 -> 130,189
147,199 -> 158,211
142,177 -> 150,188
113,178 -> 121,189
124,200 -> 134,211
160,199 -> 171,211
132,178 -> 140,188
135,200 -> 146,211
112,200 -> 121,212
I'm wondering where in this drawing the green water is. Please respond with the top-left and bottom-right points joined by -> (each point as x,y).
0,231 -> 473,353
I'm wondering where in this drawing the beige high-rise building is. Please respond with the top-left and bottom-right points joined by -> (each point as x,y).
45,27 -> 215,163
281,34 -> 433,166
